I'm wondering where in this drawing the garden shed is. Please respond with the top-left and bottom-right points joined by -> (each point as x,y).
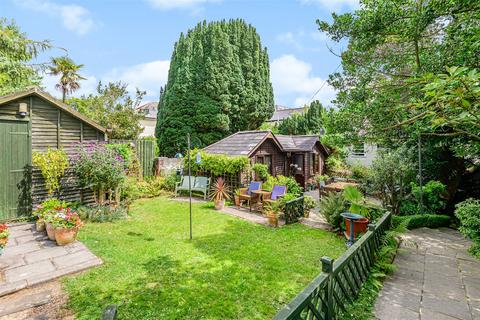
0,87 -> 107,221
203,130 -> 329,188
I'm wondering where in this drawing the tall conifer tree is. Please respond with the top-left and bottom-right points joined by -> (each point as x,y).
156,19 -> 274,156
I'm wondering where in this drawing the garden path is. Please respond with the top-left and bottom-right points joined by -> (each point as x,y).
374,227 -> 480,320
0,222 -> 102,316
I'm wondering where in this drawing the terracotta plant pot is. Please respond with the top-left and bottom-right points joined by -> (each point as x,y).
267,212 -> 279,228
46,222 -> 56,241
36,219 -> 46,232
55,228 -> 78,246
344,217 -> 369,238
234,195 -> 241,207
214,199 -> 225,210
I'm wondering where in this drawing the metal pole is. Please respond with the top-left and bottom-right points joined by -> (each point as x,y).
188,133 -> 192,240
418,134 -> 424,214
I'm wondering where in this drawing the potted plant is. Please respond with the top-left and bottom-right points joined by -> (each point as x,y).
343,186 -> 370,235
44,211 -> 57,241
210,177 -> 230,210
234,189 -> 241,207
265,200 -> 283,227
53,208 -> 83,246
0,224 -> 9,256
303,195 -> 316,218
33,203 -> 47,232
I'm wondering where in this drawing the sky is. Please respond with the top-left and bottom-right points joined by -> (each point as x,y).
2,0 -> 357,108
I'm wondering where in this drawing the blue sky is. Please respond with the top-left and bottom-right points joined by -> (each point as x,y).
2,0 -> 357,108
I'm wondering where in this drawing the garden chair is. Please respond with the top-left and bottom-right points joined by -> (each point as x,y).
263,185 -> 287,205
175,176 -> 194,197
238,181 -> 262,211
192,176 -> 210,200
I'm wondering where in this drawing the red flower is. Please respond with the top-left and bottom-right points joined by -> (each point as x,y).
0,224 -> 8,232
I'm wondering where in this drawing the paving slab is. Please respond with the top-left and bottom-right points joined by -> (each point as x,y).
0,222 -> 102,298
375,227 -> 480,320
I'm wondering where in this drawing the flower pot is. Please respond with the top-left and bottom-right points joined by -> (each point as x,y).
234,195 -> 241,207
344,217 -> 369,238
0,237 -> 8,248
46,222 -> 56,241
55,228 -> 78,246
304,210 -> 310,218
214,199 -> 225,210
267,212 -> 279,228
36,219 -> 46,232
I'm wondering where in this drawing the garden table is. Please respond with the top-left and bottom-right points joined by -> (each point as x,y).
250,190 -> 271,211
323,181 -> 358,193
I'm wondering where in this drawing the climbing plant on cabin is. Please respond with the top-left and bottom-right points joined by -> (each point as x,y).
32,148 -> 69,196
184,149 -> 249,176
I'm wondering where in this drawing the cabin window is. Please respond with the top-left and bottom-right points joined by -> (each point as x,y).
351,143 -> 365,157
313,153 -> 319,174
256,155 -> 273,175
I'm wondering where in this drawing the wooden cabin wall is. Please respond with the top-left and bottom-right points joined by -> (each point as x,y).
251,139 -> 285,176
30,96 -> 104,207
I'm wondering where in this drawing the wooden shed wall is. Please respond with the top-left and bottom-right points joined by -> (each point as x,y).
251,139 -> 286,176
29,96 -> 105,207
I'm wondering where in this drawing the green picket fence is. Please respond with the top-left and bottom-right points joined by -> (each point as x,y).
274,211 -> 392,320
109,139 -> 156,177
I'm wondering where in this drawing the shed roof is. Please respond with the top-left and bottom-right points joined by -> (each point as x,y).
0,87 -> 106,133
267,106 -> 305,122
203,130 -> 328,157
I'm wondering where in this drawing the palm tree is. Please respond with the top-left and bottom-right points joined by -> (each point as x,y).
48,56 -> 86,102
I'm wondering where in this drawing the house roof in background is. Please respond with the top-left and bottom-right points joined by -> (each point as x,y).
136,101 -> 158,119
0,87 -> 106,132
203,130 -> 328,157
268,106 -> 306,122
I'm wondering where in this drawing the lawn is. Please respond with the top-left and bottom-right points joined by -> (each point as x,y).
64,197 -> 345,319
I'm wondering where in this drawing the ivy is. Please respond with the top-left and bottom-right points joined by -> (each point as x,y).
32,148 -> 69,196
184,149 -> 249,176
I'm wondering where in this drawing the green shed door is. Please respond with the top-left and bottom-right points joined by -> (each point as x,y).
0,120 -> 30,220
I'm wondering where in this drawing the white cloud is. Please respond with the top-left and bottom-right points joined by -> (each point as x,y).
14,0 -> 95,35
104,60 -> 170,97
276,30 -> 330,51
270,55 -> 336,107
300,0 -> 358,11
146,0 -> 220,10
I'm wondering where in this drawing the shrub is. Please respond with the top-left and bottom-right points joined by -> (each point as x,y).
162,171 -> 178,192
319,192 -> 346,229
455,198 -> 480,243
251,163 -> 269,181
392,214 -> 451,230
32,148 -> 69,196
72,142 -> 126,195
33,198 -> 70,219
185,149 -> 249,176
121,176 -> 173,202
263,175 -> 302,196
77,205 -> 128,223
349,163 -> 371,181
304,195 -> 317,216
411,180 -> 447,214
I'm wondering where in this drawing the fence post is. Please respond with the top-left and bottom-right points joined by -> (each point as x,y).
321,256 -> 334,320
368,224 -> 375,232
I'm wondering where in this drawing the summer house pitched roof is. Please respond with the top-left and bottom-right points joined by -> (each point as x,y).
268,106 -> 305,122
203,131 -> 328,156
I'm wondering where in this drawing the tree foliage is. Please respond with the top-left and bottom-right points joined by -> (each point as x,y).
48,56 -> 86,102
69,81 -> 145,139
317,0 -> 480,148
0,18 -> 50,95
277,100 -> 325,135
156,19 -> 274,156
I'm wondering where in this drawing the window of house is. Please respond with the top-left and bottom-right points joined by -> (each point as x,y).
351,143 -> 365,157
264,155 -> 273,174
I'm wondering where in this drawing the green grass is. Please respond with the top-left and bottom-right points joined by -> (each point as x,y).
64,197 -> 345,319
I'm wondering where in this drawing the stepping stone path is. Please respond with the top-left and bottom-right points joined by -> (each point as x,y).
374,227 -> 480,320
0,223 -> 102,299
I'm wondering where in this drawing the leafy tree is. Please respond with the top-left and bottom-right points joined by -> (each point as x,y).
317,0 -> 479,146
48,56 -> 86,102
156,19 -> 274,156
277,100 -> 325,135
0,18 -> 50,95
69,81 -> 145,139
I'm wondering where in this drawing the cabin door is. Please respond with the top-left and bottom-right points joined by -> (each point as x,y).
292,153 -> 305,188
0,120 -> 30,220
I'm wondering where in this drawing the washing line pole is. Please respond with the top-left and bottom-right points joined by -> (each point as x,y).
187,133 -> 192,240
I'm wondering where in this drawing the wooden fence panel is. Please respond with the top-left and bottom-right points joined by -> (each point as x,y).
109,139 -> 156,177
274,211 -> 392,320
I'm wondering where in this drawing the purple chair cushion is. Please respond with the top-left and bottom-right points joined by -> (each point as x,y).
271,185 -> 287,200
247,181 -> 262,195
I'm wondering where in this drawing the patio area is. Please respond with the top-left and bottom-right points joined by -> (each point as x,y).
0,223 -> 102,298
